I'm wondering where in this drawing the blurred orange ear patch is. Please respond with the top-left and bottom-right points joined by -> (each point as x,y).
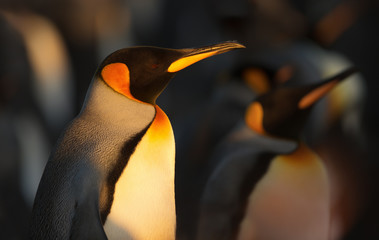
245,102 -> 266,135
101,63 -> 136,100
298,80 -> 338,109
243,68 -> 270,94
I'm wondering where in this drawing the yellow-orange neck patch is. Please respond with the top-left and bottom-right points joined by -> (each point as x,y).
279,142 -> 317,164
103,104 -> 176,240
245,102 -> 266,135
101,63 -> 141,102
149,105 -> 174,143
298,80 -> 338,109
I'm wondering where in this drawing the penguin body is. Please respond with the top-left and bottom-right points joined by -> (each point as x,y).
175,61 -> 294,238
197,123 -> 297,240
29,42 -> 245,239
104,104 -> 176,239
237,142 -> 329,240
175,79 -> 256,238
30,78 -> 153,239
197,67 -> 357,240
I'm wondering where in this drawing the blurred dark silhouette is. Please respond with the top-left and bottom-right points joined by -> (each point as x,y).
0,13 -> 38,239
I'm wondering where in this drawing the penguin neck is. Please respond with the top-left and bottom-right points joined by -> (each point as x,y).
229,122 -> 299,154
275,141 -> 328,176
80,77 -> 155,133
104,103 -> 177,240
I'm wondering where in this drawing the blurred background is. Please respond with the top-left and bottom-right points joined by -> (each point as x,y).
0,0 -> 378,239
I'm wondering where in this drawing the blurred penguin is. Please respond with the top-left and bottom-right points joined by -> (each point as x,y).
0,13 -> 40,239
197,68 -> 357,240
175,55 -> 294,239
2,9 -> 75,208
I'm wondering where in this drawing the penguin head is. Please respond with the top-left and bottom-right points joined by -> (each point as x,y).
245,67 -> 357,140
239,64 -> 294,94
98,42 -> 245,104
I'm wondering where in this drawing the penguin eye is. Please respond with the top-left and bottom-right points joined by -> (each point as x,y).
151,64 -> 159,69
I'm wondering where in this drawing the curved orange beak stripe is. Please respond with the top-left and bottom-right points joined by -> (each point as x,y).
167,42 -> 246,73
101,42 -> 245,102
168,51 -> 217,72
299,66 -> 358,109
298,80 -> 338,109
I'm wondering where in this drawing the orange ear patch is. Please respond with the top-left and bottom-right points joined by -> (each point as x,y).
101,63 -> 138,101
298,80 -> 338,109
243,68 -> 270,94
245,102 -> 266,135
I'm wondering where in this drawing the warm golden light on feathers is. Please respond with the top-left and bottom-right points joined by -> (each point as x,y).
245,102 -> 266,135
29,42 -> 246,239
148,105 -> 173,142
99,44 -> 246,238
101,63 -> 142,102
239,143 -> 330,239
104,105 -> 176,240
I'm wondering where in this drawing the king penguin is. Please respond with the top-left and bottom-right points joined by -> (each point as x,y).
175,60 -> 294,239
197,67 -> 357,240
29,42 -> 245,240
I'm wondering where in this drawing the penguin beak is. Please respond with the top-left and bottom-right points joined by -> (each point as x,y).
167,42 -> 246,73
298,67 -> 358,109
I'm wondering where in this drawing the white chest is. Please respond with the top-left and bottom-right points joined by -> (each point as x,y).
238,143 -> 330,240
104,106 -> 176,240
